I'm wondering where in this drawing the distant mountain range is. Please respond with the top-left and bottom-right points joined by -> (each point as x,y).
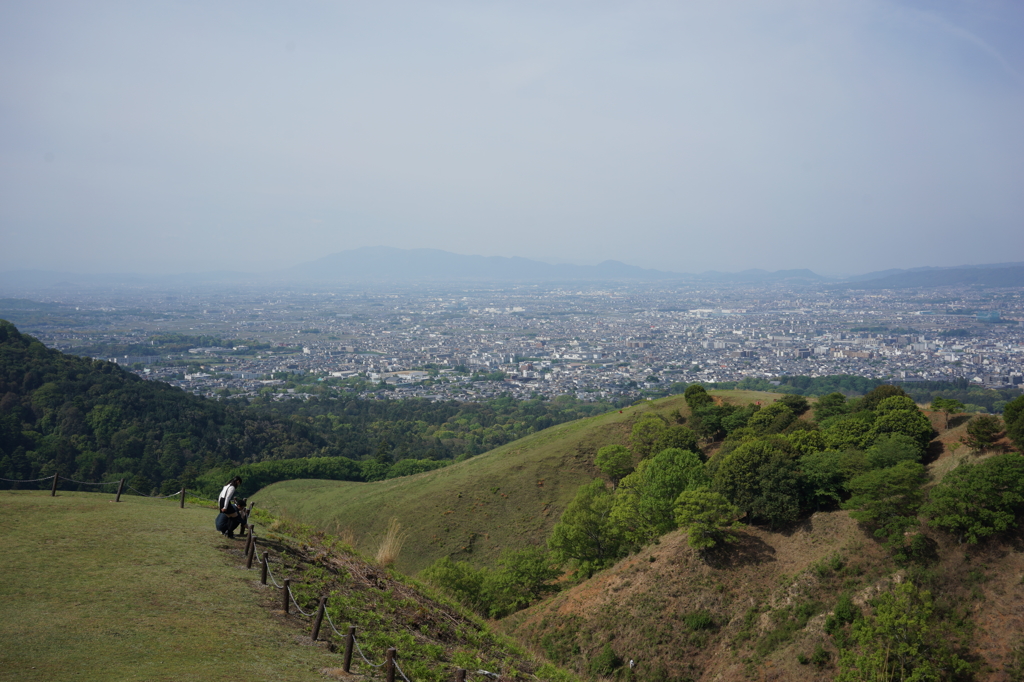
1,247 -> 1023,289
835,264 -> 1024,290
280,247 -> 681,282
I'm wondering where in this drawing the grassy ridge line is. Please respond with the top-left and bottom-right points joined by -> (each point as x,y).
0,491 -> 341,682
255,394 -> 751,575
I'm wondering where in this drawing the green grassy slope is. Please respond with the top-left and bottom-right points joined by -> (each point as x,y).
254,399 -> 654,575
0,491 -> 342,682
254,391 -> 781,575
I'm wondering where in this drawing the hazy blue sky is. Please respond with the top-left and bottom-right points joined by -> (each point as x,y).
2,0 -> 1023,276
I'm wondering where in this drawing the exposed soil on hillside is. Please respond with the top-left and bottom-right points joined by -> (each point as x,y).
502,512 -> 1024,682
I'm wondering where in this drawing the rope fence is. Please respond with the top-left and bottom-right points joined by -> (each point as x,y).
3,476 -> 502,682
236,521 -> 501,681
60,477 -> 119,487
0,472 -> 213,507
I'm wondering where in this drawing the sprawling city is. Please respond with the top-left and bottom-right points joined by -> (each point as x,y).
6,280 -> 1022,404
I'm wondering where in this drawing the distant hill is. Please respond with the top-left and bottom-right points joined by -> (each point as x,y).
0,248 -> 830,287
279,247 -> 683,282
6,248 -> 1023,289
841,265 -> 1024,289
847,261 -> 1024,282
696,268 -> 826,284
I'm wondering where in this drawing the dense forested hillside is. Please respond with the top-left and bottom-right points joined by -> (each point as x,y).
0,320 -> 335,493
247,393 -> 615,462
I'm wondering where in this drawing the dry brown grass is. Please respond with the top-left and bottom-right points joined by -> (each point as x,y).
331,521 -> 358,549
375,517 -> 408,568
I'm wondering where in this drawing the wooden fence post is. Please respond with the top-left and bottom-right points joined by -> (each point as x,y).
244,530 -> 254,558
385,647 -> 396,682
311,597 -> 327,642
282,579 -> 290,614
261,553 -> 269,585
179,487 -> 185,508
50,472 -> 59,496
343,626 -> 355,673
115,478 -> 125,502
246,537 -> 256,569
455,669 -> 467,682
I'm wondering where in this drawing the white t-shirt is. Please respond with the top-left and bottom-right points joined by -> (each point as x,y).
218,483 -> 237,511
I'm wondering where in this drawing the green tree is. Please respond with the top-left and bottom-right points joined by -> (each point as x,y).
874,395 -> 919,414
778,394 -> 810,416
836,582 -> 972,682
421,557 -> 488,612
652,424 -> 701,458
869,405 -> 934,452
589,644 -> 623,677
712,438 -> 795,517
548,479 -> 624,577
865,433 -> 922,469
930,397 -> 966,430
843,461 -> 925,548
1004,395 -> 1024,451
684,383 -> 714,410
629,414 -> 668,458
748,458 -> 802,528
814,392 -> 849,422
860,384 -> 909,412
923,453 -> 1024,544
594,444 -> 634,488
798,449 -> 864,511
721,403 -> 759,434
690,403 -> 734,442
823,413 -> 876,451
963,414 -> 1003,450
482,546 -> 562,617
787,429 -> 827,456
747,402 -> 797,435
611,448 -> 707,547
675,488 -> 743,549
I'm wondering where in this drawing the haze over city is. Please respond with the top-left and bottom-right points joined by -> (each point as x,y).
2,0 -> 1024,277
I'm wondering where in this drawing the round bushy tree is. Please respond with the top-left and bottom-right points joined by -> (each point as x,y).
595,444 -> 634,487
814,392 -> 849,422
684,383 -> 714,410
653,424 -> 701,458
629,414 -> 668,458
675,488 -> 743,549
923,453 -> 1024,543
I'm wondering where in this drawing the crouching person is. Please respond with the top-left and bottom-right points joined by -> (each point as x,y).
215,476 -> 243,539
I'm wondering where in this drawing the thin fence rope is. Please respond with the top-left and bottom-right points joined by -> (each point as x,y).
264,561 -> 284,589
287,586 -> 314,617
323,608 -> 345,638
353,635 -> 385,668
59,477 -> 118,486
127,486 -> 179,499
0,476 -> 54,483
394,658 -> 413,682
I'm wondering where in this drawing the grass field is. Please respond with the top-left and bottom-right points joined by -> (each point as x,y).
254,391 -> 785,575
0,490 -> 341,682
